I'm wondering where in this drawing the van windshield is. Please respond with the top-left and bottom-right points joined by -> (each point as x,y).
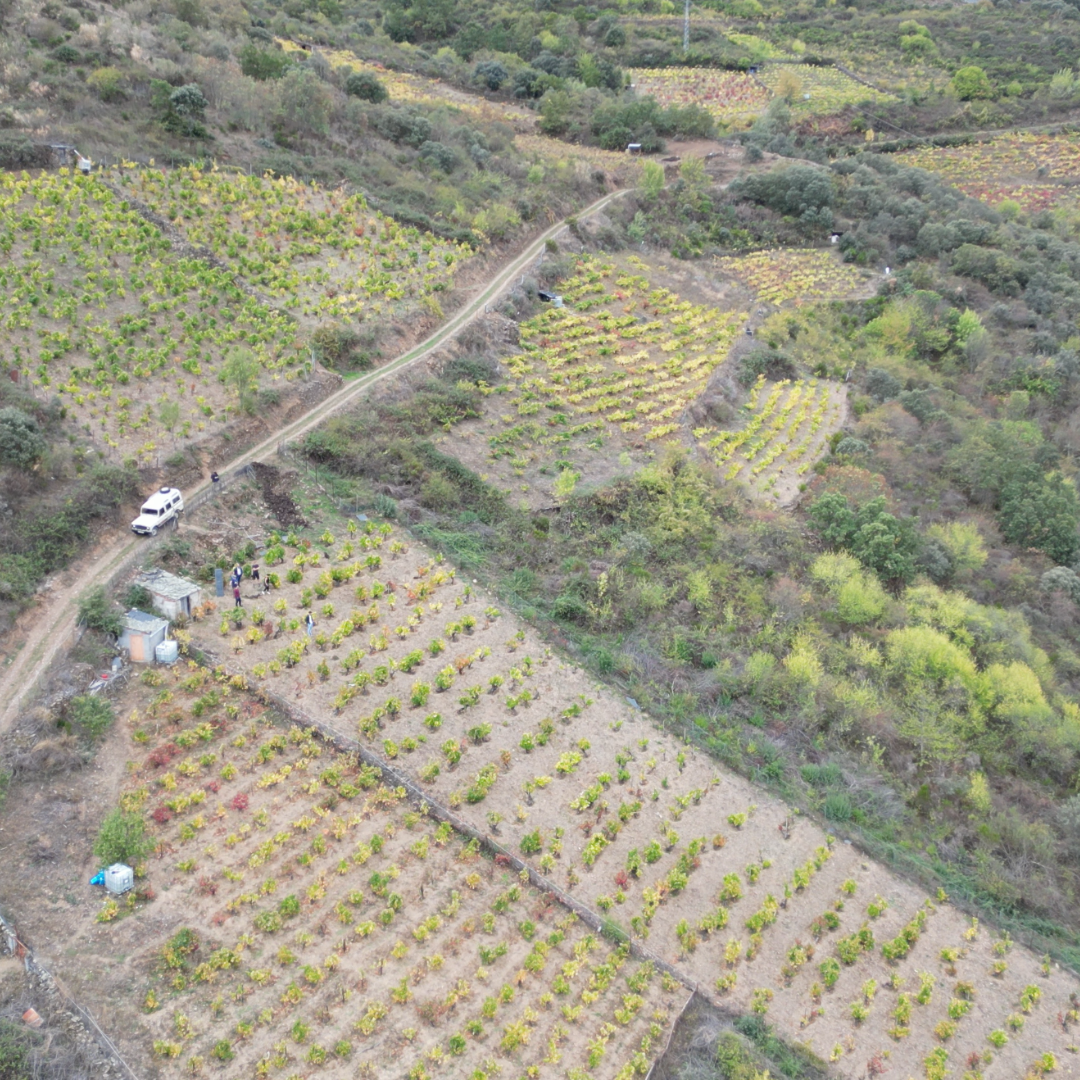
141,506 -> 158,516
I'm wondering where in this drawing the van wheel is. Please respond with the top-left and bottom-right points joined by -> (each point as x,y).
150,526 -> 158,536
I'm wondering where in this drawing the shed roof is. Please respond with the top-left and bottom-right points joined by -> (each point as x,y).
136,568 -> 200,601
122,609 -> 169,634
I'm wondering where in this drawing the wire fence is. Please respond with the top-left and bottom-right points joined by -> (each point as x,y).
0,909 -> 142,1080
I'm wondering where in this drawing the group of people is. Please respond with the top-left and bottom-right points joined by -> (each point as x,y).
230,561 -> 263,607
228,557 -> 314,637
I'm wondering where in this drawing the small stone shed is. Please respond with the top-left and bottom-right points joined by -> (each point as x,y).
135,568 -> 202,621
118,610 -> 169,663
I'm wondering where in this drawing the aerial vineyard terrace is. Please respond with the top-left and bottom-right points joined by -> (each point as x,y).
464,251 -> 860,505
755,66 -> 895,116
276,40 -> 535,128
895,132 -> 1080,214
628,66 -> 893,126
117,685 -> 682,1079
161,513 -> 1080,1078
463,254 -> 745,501
628,69 -> 770,125
0,170 -> 297,459
698,373 -> 846,504
111,164 -> 470,326
0,164 -> 469,461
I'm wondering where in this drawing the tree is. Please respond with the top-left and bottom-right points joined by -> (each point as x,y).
418,140 -> 458,172
77,585 -> 123,635
94,808 -> 152,866
808,493 -> 917,584
999,471 -> 1080,565
776,68 -> 803,103
344,71 -> 388,102
219,349 -> 260,415
169,84 -> 208,136
1041,566 -> 1080,605
239,43 -> 290,81
276,67 -> 333,136
87,66 -> 124,102
0,407 -> 46,467
641,160 -> 664,200
952,65 -> 993,100
70,695 -> 115,741
474,60 -> 508,91
151,81 -> 208,137
926,522 -> 987,572
159,399 -> 180,440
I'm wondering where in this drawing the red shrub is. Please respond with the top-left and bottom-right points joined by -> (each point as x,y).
230,792 -> 249,812
614,870 -> 630,889
206,780 -> 221,794
147,742 -> 181,769
151,805 -> 172,825
197,876 -> 218,897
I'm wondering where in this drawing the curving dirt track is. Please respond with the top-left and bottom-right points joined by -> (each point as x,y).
0,187 -> 630,733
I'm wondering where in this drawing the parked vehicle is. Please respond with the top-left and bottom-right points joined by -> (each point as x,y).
131,487 -> 184,536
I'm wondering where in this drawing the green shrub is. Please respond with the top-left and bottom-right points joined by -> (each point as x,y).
0,407 -> 46,467
77,586 -> 123,635
952,65 -> 993,100
93,808 -> 152,866
87,66 -> 125,101
239,43 -> 290,80
70,695 -> 115,741
344,71 -> 388,102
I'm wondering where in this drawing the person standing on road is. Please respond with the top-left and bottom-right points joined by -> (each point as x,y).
233,583 -> 243,608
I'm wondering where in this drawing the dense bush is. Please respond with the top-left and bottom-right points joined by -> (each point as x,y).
93,808 -> 152,866
344,71 -> 388,102
808,494 -> 917,585
239,43 -> 290,80
77,586 -> 123,636
729,164 -> 834,232
0,407 -> 46,467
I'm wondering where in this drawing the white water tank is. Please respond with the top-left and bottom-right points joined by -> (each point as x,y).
104,864 -> 133,895
156,639 -> 179,665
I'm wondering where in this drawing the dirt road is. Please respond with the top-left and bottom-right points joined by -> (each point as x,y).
0,186 -> 630,733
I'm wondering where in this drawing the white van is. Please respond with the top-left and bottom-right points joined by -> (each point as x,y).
131,487 -> 184,536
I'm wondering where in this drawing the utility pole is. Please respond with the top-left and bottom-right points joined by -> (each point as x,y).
683,0 -> 690,53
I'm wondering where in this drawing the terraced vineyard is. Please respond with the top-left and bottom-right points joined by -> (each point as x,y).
896,132 -> 1080,213
119,689 -> 680,1079
628,68 -> 769,124
150,514 -> 1080,1079
631,64 -> 891,125
113,165 -> 470,325
698,375 -> 846,504
714,248 -> 871,305
757,65 -> 895,114
277,40 -> 534,127
467,255 -> 744,499
513,135 -> 644,181
0,171 -> 298,458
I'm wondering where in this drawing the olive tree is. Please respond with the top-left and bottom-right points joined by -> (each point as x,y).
0,407 -> 46,467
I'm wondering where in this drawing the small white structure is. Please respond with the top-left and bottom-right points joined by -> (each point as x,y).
136,568 -> 201,621
104,864 -> 133,895
155,639 -> 179,665
118,609 -> 169,663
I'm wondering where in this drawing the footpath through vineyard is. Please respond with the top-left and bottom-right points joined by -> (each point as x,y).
137,512 -> 1080,1080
